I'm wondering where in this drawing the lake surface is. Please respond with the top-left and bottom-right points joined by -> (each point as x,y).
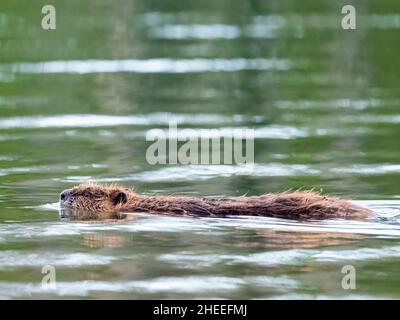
1,0 -> 400,299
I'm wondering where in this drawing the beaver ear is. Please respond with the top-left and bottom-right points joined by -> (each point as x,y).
112,191 -> 128,206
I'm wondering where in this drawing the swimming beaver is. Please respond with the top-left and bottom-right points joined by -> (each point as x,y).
59,183 -> 373,220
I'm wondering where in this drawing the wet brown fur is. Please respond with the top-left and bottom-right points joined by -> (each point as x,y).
60,183 -> 373,221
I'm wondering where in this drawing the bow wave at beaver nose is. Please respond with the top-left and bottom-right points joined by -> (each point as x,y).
60,189 -> 72,201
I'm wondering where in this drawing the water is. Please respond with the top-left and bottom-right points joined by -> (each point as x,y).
1,0 -> 400,299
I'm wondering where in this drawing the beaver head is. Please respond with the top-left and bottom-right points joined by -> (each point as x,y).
59,183 -> 133,219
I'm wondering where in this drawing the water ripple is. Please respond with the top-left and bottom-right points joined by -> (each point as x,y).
158,244 -> 400,269
4,204 -> 400,242
0,275 -> 298,298
142,12 -> 400,30
0,251 -> 116,269
5,58 -> 291,74
92,164 -> 319,183
148,23 -> 280,39
144,125 -> 309,140
0,113 -> 254,129
87,163 -> 400,183
275,98 -> 389,110
332,164 -> 400,175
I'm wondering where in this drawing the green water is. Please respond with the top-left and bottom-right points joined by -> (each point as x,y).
1,0 -> 400,299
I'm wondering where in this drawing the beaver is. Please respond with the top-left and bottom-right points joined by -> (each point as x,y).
59,183 -> 373,221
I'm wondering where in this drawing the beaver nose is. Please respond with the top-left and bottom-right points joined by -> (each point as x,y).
60,189 -> 72,202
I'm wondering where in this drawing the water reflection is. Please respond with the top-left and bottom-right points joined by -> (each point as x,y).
0,275 -> 300,299
5,58 -> 291,74
242,229 -> 364,249
147,23 -> 281,39
0,113 -> 252,129
82,233 -> 127,248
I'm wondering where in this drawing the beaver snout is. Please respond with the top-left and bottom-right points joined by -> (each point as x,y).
60,189 -> 72,205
